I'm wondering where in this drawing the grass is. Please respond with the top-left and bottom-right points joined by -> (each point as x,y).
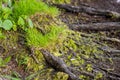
26,26 -> 64,47
13,0 -> 59,20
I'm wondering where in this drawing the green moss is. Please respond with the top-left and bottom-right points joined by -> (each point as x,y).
95,72 -> 103,80
0,31 -> 18,55
53,72 -> 68,80
13,0 -> 59,20
26,26 -> 64,48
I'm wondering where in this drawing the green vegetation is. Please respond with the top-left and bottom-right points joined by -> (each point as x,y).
0,56 -> 11,67
26,26 -> 64,47
0,0 -> 59,31
0,19 -> 13,30
13,0 -> 59,19
0,31 -> 5,39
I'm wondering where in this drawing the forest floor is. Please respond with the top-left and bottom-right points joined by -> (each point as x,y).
59,0 -> 120,79
0,0 -> 120,80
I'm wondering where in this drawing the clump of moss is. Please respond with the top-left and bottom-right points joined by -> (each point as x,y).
26,26 -> 65,48
30,13 -> 64,33
13,0 -> 59,20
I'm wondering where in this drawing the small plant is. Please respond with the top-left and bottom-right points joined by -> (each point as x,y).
86,64 -> 93,72
0,56 -> 11,67
17,55 -> 30,66
0,31 -> 5,39
95,72 -> 103,80
0,19 -> 13,30
17,15 -> 33,30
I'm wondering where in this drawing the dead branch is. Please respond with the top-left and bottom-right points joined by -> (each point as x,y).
102,37 -> 120,43
80,33 -> 120,44
98,67 -> 120,80
53,4 -> 120,19
68,22 -> 120,31
40,49 -> 80,80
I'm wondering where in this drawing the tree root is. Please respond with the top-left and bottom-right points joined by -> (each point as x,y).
68,22 -> 120,31
40,49 -> 80,80
53,4 -> 120,19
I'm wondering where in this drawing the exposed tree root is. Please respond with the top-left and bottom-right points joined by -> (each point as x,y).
68,22 -> 120,31
53,4 -> 120,19
99,46 -> 120,53
101,37 -> 120,43
40,49 -> 80,80
81,33 -> 120,44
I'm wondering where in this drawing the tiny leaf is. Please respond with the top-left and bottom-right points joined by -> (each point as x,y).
28,18 -> 33,28
0,57 -> 3,66
18,17 -> 25,26
3,56 -> 11,64
3,19 -> 13,30
0,31 -> 5,39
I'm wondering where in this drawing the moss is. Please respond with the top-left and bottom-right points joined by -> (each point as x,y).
26,26 -> 65,48
13,0 -> 59,20
27,49 -> 44,71
0,31 -> 23,75
95,72 -> 103,80
53,72 -> 68,80
109,12 -> 120,19
0,31 -> 18,56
